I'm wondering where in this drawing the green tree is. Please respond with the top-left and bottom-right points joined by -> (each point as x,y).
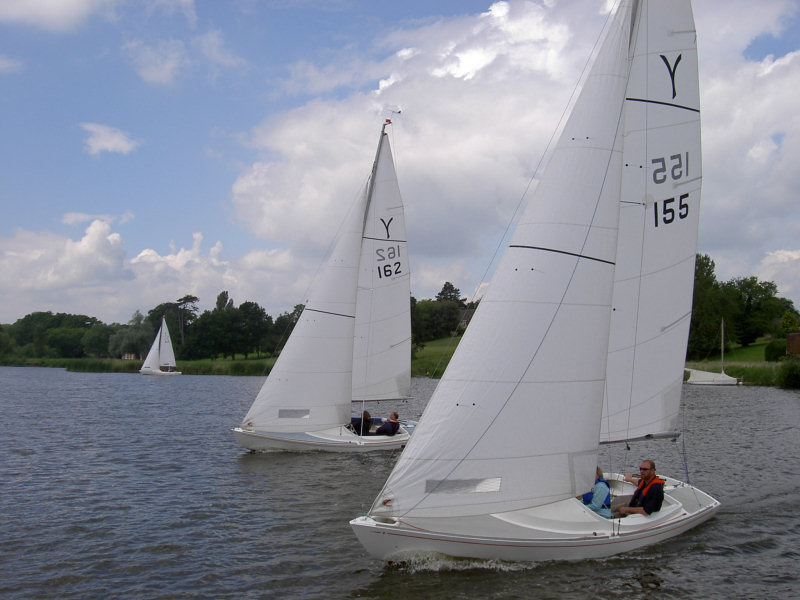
238,301 -> 271,358
436,281 -> 465,306
781,309 -> 800,335
0,325 -> 15,357
175,294 -> 199,345
82,323 -> 116,357
687,254 -> 736,359
108,311 -> 152,358
46,328 -> 86,358
216,291 -> 234,311
722,276 -> 783,346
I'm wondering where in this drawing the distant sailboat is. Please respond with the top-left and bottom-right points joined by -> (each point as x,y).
232,122 -> 413,452
351,0 -> 719,562
686,319 -> 742,385
140,317 -> 181,376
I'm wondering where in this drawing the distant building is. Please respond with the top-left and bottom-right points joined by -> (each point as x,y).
122,353 -> 139,360
458,308 -> 476,331
788,333 -> 800,355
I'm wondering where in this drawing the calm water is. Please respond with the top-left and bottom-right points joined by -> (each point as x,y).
1,367 -> 799,599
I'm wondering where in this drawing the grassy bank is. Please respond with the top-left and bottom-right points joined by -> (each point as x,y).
3,356 -> 276,376
685,339 -> 783,386
3,336 -> 795,387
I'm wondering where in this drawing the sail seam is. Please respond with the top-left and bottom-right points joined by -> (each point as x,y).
509,245 -> 615,265
304,308 -> 356,319
625,97 -> 699,112
363,236 -> 407,243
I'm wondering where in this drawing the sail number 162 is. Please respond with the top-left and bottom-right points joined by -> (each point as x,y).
376,245 -> 402,279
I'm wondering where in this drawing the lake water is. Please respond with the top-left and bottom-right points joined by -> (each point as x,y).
1,366 -> 799,599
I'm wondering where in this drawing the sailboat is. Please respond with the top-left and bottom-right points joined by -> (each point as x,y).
232,122 -> 413,452
351,0 -> 719,562
686,319 -> 742,385
140,317 -> 181,376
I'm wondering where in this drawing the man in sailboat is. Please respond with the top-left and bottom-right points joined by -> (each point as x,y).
618,460 -> 665,516
375,412 -> 400,436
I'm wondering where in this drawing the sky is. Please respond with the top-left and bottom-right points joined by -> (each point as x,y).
2,0 -> 800,325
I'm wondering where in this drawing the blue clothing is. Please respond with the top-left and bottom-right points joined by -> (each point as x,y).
375,419 -> 399,436
583,478 -> 612,518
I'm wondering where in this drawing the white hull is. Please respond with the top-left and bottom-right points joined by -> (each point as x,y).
232,424 -> 411,453
139,368 -> 182,376
685,369 -> 741,386
351,474 -> 720,562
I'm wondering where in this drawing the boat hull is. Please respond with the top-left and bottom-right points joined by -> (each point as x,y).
139,369 -> 182,376
685,369 -> 741,386
351,474 -> 720,562
232,425 -> 411,453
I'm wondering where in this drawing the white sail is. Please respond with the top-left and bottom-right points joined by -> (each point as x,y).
352,136 -> 411,403
352,0 -> 718,563
602,0 -> 702,442
686,320 -> 742,385
369,4 -> 634,520
240,179 -> 368,433
158,318 -> 177,367
235,125 -> 413,450
140,317 -> 180,375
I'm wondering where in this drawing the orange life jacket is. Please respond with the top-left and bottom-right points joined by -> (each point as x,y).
637,476 -> 665,499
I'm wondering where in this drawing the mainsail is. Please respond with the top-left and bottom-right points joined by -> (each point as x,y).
369,4 -> 636,520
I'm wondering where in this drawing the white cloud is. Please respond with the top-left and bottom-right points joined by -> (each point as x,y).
0,220 -> 131,308
0,222 -> 316,323
123,39 -> 188,85
0,0 -> 118,32
231,1 -> 598,303
0,54 -> 24,74
3,0 -> 800,323
192,30 -> 246,79
757,250 -> 800,309
80,123 -> 141,156
62,211 -> 135,225
225,0 -> 800,309
147,0 -> 197,28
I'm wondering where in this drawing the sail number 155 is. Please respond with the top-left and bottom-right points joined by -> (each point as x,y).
652,152 -> 690,228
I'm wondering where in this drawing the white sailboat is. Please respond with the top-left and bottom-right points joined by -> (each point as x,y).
686,319 -> 742,385
232,122 -> 413,452
351,0 -> 719,562
140,317 -> 181,376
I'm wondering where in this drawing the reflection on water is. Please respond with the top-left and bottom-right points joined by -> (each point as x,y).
0,367 -> 798,600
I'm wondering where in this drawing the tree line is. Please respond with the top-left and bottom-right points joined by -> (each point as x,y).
1,260 -> 797,363
0,283 -> 472,362
688,254 -> 799,359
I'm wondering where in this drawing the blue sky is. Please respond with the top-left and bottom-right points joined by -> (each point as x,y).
2,0 -> 800,324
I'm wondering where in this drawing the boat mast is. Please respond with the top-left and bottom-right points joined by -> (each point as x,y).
362,121 -> 390,232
